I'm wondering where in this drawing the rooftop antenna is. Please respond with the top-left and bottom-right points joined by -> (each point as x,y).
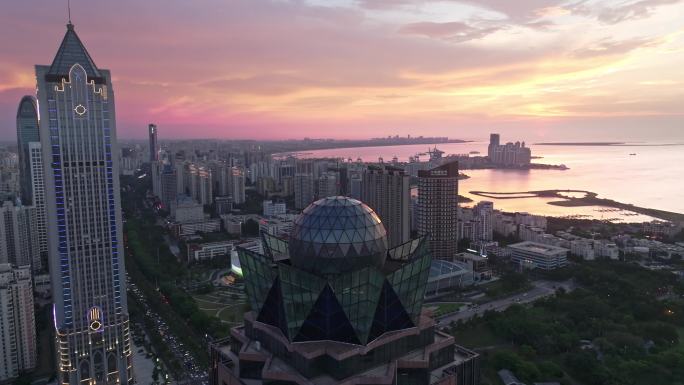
67,0 -> 72,25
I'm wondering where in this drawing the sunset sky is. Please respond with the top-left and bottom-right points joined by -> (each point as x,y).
0,0 -> 682,141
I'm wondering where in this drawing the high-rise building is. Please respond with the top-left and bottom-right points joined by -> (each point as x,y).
148,123 -> 158,162
28,142 -> 48,265
417,161 -> 460,260
0,264 -> 36,382
209,197 -> 480,385
317,171 -> 339,199
188,163 -> 213,205
487,133 -> 500,160
294,174 -> 315,210
487,133 -> 531,167
159,164 -> 178,210
0,201 -> 40,271
231,167 -> 246,205
473,201 -> 494,242
36,23 -> 132,384
16,96 -> 40,206
361,165 -> 410,248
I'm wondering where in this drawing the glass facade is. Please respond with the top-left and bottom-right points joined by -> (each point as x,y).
237,197 -> 434,345
289,196 -> 388,275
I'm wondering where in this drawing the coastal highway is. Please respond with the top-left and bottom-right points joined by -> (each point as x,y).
436,280 -> 575,325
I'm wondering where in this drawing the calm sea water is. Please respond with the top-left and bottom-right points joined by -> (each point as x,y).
295,142 -> 684,220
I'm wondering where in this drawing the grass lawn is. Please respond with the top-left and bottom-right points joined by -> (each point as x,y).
192,291 -> 246,325
428,303 -> 465,317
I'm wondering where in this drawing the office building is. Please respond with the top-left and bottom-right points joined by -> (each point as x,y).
0,201 -> 40,271
28,142 -> 48,264
417,161 -> 460,260
508,241 -> 569,270
210,196 -> 480,385
148,123 -> 158,162
16,96 -> 40,206
35,22 -> 133,384
0,264 -> 36,382
361,165 -> 410,248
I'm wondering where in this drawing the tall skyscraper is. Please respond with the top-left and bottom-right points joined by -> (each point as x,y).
361,165 -> 410,248
0,201 -> 40,271
28,142 -> 48,264
417,161 -> 460,260
16,96 -> 40,205
0,264 -> 36,383
148,123 -> 158,162
35,23 -> 132,384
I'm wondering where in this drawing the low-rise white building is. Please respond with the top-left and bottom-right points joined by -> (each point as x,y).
262,200 -> 286,217
187,241 -> 235,262
172,195 -> 205,222
509,241 -> 569,270
171,218 -> 221,237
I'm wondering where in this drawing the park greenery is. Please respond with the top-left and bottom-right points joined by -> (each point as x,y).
121,175 -> 233,368
451,261 -> 684,385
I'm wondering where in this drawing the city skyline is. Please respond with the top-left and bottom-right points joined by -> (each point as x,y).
1,0 -> 683,141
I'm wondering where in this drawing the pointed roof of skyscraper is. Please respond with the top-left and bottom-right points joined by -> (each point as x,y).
46,23 -> 103,83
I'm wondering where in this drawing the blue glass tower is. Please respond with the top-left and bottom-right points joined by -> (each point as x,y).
35,23 -> 132,385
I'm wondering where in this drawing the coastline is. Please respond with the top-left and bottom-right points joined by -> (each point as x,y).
470,189 -> 684,223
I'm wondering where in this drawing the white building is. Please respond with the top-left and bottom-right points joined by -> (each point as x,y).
172,218 -> 222,237
0,264 -> 36,382
509,241 -> 568,270
262,200 -> 286,217
172,196 -> 205,223
221,214 -> 243,236
259,215 -> 296,238
187,241 -> 235,262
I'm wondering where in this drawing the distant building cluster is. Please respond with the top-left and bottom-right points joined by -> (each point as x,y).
487,133 -> 532,167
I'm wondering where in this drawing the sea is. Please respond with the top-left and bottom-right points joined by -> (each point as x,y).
290,141 -> 684,222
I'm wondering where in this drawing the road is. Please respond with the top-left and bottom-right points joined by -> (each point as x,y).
128,281 -> 209,385
437,279 -> 575,325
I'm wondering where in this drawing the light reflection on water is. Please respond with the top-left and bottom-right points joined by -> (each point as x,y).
297,141 -> 684,220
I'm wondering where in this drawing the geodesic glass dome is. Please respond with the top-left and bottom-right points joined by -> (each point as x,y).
289,196 -> 388,275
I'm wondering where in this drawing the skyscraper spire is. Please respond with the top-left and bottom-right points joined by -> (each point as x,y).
67,0 -> 72,25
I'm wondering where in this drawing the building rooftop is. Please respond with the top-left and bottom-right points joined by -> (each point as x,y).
509,241 -> 568,254
46,23 -> 103,82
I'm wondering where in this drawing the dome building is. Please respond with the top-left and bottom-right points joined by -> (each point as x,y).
210,196 -> 480,385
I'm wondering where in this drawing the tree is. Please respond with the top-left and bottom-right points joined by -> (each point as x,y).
243,219 -> 260,237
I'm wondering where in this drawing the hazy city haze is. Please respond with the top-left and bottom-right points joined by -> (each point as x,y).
0,0 -> 682,140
